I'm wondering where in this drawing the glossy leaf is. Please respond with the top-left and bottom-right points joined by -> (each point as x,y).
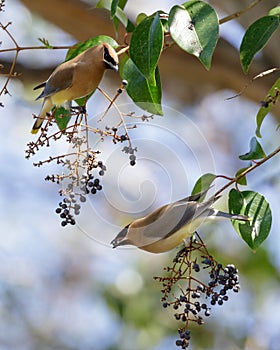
120,57 -> 163,115
54,107 -> 71,132
110,0 -> 130,32
240,16 -> 280,73
169,1 -> 219,70
256,77 -> 280,137
136,13 -> 148,25
96,0 -> 134,32
229,189 -> 272,250
191,173 -> 216,201
110,0 -> 118,17
65,35 -> 119,61
268,6 -> 280,16
117,0 -> 127,9
130,13 -> 163,84
235,167 -> 249,185
239,137 -> 266,160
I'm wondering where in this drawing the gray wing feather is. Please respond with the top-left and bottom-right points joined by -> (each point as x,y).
142,196 -> 217,240
34,82 -> 46,91
35,65 -> 74,100
141,202 -> 198,239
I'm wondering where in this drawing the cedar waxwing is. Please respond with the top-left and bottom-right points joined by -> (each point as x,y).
111,190 -> 248,253
31,43 -> 119,134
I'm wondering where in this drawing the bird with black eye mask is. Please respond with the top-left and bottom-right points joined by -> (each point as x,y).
31,43 -> 119,134
111,189 -> 249,254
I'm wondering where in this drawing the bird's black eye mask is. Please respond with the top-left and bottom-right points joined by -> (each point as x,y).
103,46 -> 117,70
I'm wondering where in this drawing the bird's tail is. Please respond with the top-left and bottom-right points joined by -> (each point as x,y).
211,209 -> 249,221
31,98 -> 53,134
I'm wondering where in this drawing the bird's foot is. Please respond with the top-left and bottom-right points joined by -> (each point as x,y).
71,106 -> 86,114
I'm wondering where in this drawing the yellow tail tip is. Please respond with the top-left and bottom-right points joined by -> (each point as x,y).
31,128 -> 39,134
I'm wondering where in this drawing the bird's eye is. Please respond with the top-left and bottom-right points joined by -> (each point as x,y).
103,46 -> 117,69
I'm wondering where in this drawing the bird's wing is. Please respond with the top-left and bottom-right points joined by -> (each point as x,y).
178,191 -> 204,203
127,188 -> 215,231
33,82 -> 46,91
162,201 -> 201,238
130,202 -> 198,240
176,187 -> 214,203
138,195 -> 219,240
113,193 -> 220,247
131,205 -> 170,228
35,65 -> 75,100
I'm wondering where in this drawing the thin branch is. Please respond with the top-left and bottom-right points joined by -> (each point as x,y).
0,23 -> 19,96
0,44 -> 71,54
0,21 -> 72,98
214,145 -> 280,197
219,0 -> 263,25
226,68 -> 280,101
97,83 -> 133,147
0,22 -> 71,53
117,45 -> 129,56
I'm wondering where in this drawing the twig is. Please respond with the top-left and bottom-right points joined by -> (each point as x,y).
214,145 -> 280,197
219,0 -> 263,25
0,44 -> 71,54
97,83 -> 133,147
117,45 -> 129,56
226,68 -> 280,100
0,21 -> 71,98
0,22 -> 19,96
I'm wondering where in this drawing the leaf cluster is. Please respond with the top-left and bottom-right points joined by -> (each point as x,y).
29,0 -> 279,250
94,0 -> 280,118
0,0 -> 277,249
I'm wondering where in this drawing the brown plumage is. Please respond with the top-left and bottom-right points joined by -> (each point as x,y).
111,190 -> 249,253
31,43 -> 119,134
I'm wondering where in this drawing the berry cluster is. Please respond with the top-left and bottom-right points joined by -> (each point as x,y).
53,158 -> 106,226
154,234 -> 240,349
55,198 -> 78,226
26,80 -> 145,226
122,145 -> 137,166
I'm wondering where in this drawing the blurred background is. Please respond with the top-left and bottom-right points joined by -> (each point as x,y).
0,1 -> 280,349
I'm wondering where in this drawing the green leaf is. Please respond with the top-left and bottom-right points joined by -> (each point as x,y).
136,12 -> 148,25
130,13 -> 163,84
96,0 -> 134,31
110,0 -> 119,18
65,35 -> 119,61
268,6 -> 280,16
125,19 -> 135,33
239,137 -> 266,160
120,57 -> 163,115
74,94 -> 94,108
168,1 -> 219,70
229,189 -> 272,250
110,0 -> 129,33
54,106 -> 71,132
118,0 -> 128,9
240,16 -> 280,73
256,77 -> 280,137
191,173 -> 216,201
235,167 -> 249,185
